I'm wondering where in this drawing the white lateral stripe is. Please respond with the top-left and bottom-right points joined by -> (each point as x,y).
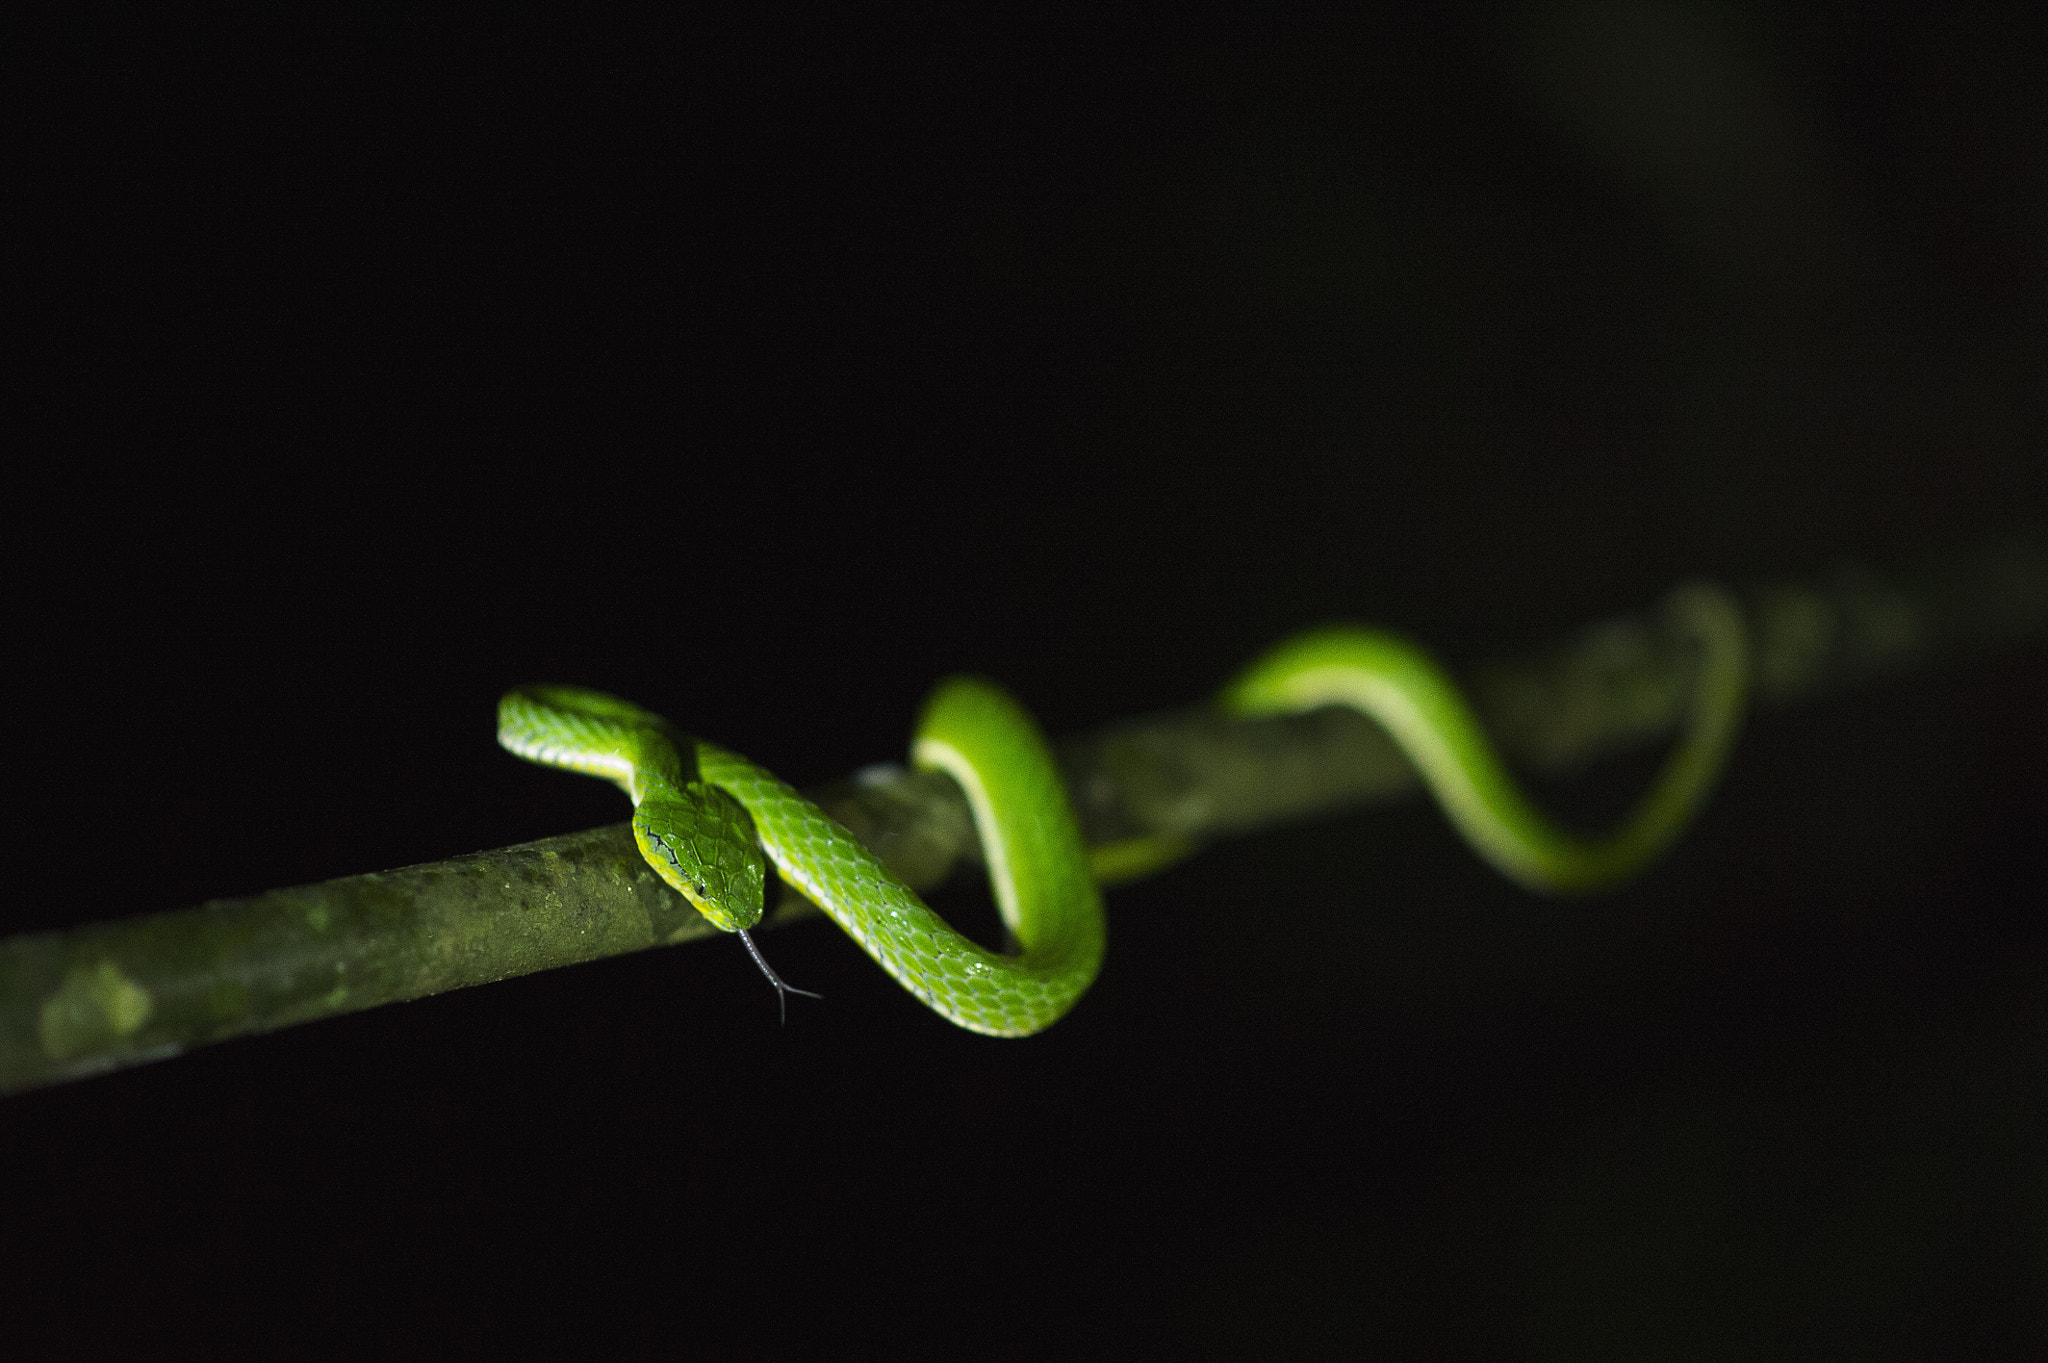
1280,665 -> 1540,882
500,732 -> 635,785
912,735 -> 1021,934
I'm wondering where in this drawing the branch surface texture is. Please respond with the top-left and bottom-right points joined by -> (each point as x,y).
3,531 -> 2041,1094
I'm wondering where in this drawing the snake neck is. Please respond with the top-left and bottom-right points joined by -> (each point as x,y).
623,731 -> 691,807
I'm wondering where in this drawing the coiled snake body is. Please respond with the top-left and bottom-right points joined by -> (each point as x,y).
499,582 -> 1746,1036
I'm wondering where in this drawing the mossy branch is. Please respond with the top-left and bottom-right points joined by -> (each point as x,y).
3,531 -> 2040,1095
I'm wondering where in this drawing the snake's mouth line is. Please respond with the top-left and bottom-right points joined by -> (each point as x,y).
640,829 -> 707,899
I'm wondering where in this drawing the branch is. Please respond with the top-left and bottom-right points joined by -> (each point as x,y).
3,530 -> 2040,1095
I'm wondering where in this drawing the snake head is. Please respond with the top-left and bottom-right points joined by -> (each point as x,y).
632,783 -> 768,932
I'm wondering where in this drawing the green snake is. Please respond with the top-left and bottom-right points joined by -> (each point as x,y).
498,581 -> 1747,1036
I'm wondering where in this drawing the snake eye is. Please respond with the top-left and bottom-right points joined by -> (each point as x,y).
694,882 -> 706,896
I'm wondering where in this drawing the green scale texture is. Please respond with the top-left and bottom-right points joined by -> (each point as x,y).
700,741 -> 1102,1037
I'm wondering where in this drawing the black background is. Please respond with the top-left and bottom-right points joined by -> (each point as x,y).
8,5 -> 2047,1356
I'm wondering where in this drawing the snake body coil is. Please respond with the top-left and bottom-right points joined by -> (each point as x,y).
499,581 -> 1746,1035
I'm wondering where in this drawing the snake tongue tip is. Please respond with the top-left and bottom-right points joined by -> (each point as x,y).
736,929 -> 822,1026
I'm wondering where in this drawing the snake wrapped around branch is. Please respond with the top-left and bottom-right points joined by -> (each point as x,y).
498,581 -> 1747,1036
